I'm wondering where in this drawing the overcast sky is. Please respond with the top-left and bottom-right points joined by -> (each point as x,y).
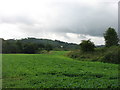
0,0 -> 119,45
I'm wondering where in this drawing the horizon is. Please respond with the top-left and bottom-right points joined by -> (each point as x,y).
1,37 -> 105,46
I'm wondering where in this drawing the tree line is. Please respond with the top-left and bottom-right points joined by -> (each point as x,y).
2,38 -> 79,54
1,27 -> 119,54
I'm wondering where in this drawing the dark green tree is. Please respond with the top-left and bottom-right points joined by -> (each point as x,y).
2,40 -> 18,53
45,44 -> 53,52
23,43 -> 38,54
80,40 -> 95,52
16,40 -> 24,53
104,27 -> 119,47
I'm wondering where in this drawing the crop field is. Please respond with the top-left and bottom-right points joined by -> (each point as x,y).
2,51 -> 119,88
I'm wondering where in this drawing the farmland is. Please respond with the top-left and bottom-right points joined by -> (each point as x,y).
2,51 -> 119,88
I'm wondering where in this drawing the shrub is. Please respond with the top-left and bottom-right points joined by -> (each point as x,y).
67,50 -> 80,59
80,40 -> 95,52
68,45 -> 120,64
101,46 -> 120,64
37,50 -> 48,54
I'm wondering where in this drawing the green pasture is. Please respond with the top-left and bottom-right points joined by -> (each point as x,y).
2,51 -> 119,88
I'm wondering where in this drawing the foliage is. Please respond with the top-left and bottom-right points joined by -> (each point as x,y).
45,44 -> 53,52
2,40 -> 19,53
22,43 -> 38,54
37,50 -> 48,54
101,46 -> 120,64
2,38 -> 79,54
104,27 -> 119,47
68,46 -> 120,64
80,40 -> 95,52
68,27 -> 120,64
67,50 -> 81,59
2,51 -> 119,88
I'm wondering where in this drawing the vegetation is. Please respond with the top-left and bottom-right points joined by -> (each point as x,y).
2,38 -> 79,54
2,51 -> 119,88
101,46 -> 120,64
68,27 -> 120,64
104,27 -> 119,47
68,46 -> 120,64
2,27 -> 120,88
80,40 -> 95,52
45,44 -> 53,52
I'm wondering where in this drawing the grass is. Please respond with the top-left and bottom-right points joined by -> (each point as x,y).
2,51 -> 119,88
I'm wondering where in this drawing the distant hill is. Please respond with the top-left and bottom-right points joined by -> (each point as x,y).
3,37 -> 79,51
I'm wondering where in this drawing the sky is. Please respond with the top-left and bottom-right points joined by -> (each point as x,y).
0,0 -> 119,45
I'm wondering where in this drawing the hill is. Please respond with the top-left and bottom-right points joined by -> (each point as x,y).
2,38 -> 79,53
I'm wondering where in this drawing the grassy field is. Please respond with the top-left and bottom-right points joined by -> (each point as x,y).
2,51 -> 119,88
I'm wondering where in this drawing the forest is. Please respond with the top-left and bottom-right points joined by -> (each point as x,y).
2,38 -> 79,54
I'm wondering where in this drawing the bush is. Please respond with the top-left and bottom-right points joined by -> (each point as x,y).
67,50 -> 80,59
37,50 -> 48,54
80,40 -> 95,52
68,45 -> 120,64
101,46 -> 120,64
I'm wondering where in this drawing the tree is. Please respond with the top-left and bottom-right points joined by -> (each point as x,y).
80,40 -> 95,52
16,40 -> 24,53
2,40 -> 18,53
104,27 -> 119,47
23,43 -> 38,54
45,44 -> 53,52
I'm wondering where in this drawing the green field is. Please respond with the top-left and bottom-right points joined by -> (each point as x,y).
2,51 -> 119,88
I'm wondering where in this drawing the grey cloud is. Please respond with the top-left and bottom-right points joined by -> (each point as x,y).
0,16 -> 36,25
0,0 -> 118,41
46,1 -> 117,37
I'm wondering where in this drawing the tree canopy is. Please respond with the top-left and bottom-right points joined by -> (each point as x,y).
80,40 -> 95,52
104,27 -> 119,47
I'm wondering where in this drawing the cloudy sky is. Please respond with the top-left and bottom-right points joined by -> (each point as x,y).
0,0 -> 119,45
